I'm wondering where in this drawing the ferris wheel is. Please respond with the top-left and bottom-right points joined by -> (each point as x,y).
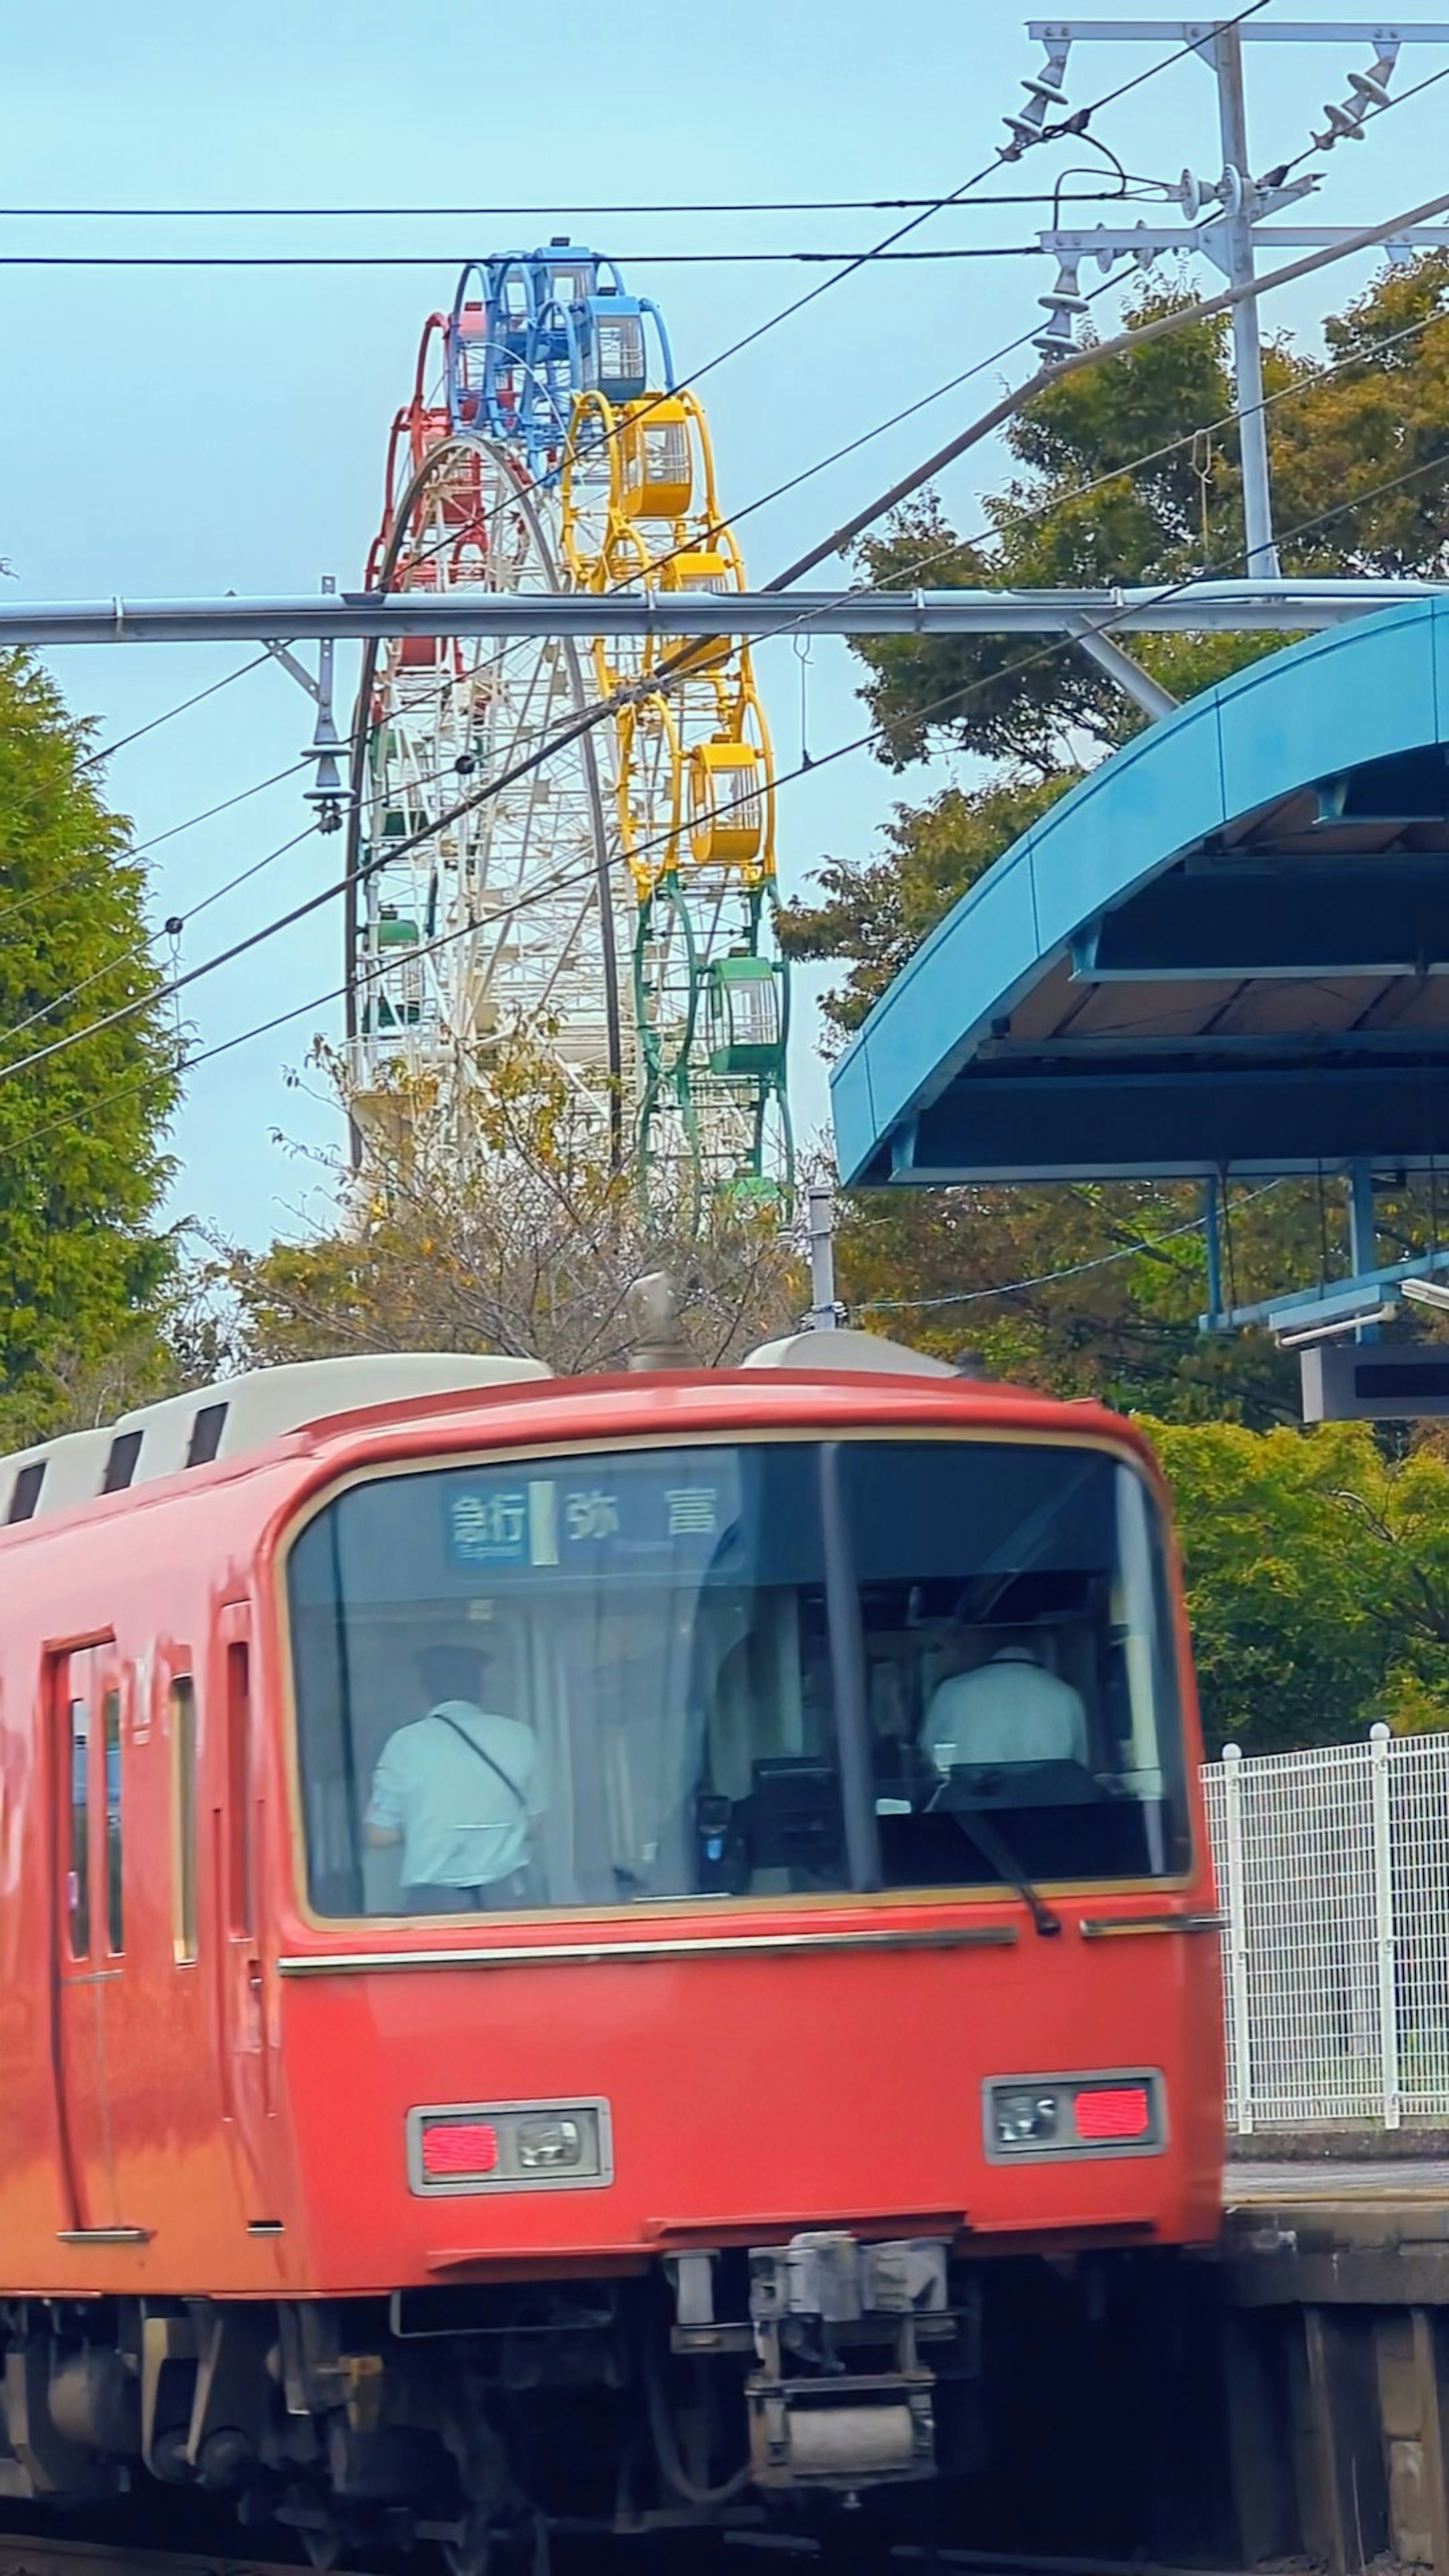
345,245 -> 793,1219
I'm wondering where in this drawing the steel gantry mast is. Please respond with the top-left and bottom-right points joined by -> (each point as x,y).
1017,18 -> 1449,577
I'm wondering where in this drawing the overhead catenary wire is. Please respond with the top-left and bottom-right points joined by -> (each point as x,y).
76,650 -> 274,767
414,178 -> 1449,805
0,245 -> 1088,270
22,308 -> 1449,1099
0,190 -> 1180,219
1277,58 -> 1449,181
766,181 -> 1449,591
9,413 -> 1447,1109
854,1180 -> 1287,1315
9,96 -> 1439,1104
5,417 -> 1444,1191
378,4 -> 1278,615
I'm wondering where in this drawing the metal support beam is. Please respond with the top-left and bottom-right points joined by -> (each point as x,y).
892,1063 -> 1449,1184
1028,22 -> 1449,42
1068,616 -> 1180,716
2,578 -> 1443,646
1045,223 -> 1449,255
1071,866 -> 1449,980
1204,1244 -> 1449,1333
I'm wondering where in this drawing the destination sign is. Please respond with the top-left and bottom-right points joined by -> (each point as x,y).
442,1454 -> 742,1578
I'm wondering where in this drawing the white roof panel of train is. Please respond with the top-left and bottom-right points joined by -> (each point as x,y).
0,1352 -> 551,1527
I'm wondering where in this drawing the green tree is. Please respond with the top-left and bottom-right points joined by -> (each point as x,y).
0,656 -> 180,1444
780,257 -> 1449,1418
1146,1418 -> 1449,1754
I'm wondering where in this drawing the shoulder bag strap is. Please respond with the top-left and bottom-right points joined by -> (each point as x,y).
429,1710 -> 527,1813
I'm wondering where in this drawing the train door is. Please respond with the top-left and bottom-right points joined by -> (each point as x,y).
216,1603 -> 280,2220
94,1644 -> 164,2239
52,1644 -> 119,2234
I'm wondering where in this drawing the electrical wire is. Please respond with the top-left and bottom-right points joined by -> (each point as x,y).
1035,0 -> 1272,136
5,416 -> 1444,1173
0,245 -> 1062,270
1277,58 -> 1449,182
0,191 -> 1178,219
0,755 -> 314,946
76,651 -> 274,767
12,414 -> 1448,1108
23,256 -> 1448,1094
408,200 -> 1449,839
743,288 -> 1449,678
371,14 -> 1277,617
766,181 -> 1449,591
854,1181 -> 1287,1313
9,66 -> 1440,1113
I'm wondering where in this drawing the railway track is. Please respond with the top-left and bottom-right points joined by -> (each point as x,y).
0,2535 -> 1260,2576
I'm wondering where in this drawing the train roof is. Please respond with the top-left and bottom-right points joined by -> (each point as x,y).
0,1334 -> 1146,1537
0,1353 -> 550,1528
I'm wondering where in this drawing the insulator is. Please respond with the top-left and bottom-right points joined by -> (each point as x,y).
1034,251 -> 1088,361
1347,65 -> 1392,109
1001,37 -> 1071,160
1178,166 -> 1207,220
1313,98 -> 1364,148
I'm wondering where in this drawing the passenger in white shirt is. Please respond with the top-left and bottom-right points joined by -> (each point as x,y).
922,1632 -> 1089,1776
365,1645 -> 542,1913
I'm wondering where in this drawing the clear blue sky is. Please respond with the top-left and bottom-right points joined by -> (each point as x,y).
1,0 -> 1442,1248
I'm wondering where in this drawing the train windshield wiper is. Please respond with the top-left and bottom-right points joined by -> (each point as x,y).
932,1789 -> 1061,1939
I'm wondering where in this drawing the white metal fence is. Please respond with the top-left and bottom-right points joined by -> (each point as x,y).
1202,1729 -> 1449,2133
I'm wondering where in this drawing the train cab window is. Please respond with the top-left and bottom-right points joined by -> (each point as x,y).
172,1677 -> 198,1962
104,1688 -> 123,1955
285,1439 -> 1192,1921
66,1696 -> 91,1959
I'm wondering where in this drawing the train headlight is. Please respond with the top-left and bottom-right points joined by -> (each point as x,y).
993,2089 -> 1062,2147
517,2115 -> 583,2171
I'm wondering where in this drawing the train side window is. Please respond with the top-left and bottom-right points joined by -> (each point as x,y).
172,1676 -> 198,1963
67,1696 -> 91,1960
226,1642 -> 253,1938
104,1688 -> 123,1955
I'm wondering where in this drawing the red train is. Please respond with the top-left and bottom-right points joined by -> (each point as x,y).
0,1329 -> 1223,2565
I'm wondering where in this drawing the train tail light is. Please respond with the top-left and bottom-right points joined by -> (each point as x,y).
420,2121 -> 499,2179
1074,2084 -> 1151,2143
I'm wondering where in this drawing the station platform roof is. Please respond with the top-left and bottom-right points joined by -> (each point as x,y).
830,601 -> 1449,1188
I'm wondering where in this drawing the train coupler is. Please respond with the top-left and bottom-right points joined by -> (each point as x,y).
744,2232 -> 947,2491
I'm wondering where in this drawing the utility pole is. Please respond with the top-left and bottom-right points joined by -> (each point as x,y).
1213,21 -> 1277,577
805,1186 -> 840,1332
1018,19 -> 1449,585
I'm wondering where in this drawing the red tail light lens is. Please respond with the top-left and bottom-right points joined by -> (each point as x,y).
1073,2084 -> 1151,2142
421,2120 -> 499,2178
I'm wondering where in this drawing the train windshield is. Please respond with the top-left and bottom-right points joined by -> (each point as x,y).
286,1439 -> 1191,1919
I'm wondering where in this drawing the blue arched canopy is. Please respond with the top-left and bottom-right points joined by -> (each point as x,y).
831,603 -> 1449,1188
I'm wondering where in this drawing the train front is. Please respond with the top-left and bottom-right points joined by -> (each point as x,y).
269,1363 -> 1223,2549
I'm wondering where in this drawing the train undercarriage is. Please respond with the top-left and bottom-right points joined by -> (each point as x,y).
0,2241 -> 1228,2571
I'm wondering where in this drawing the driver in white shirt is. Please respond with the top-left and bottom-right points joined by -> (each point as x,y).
922,1630 -> 1089,1776
365,1644 -> 543,1912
